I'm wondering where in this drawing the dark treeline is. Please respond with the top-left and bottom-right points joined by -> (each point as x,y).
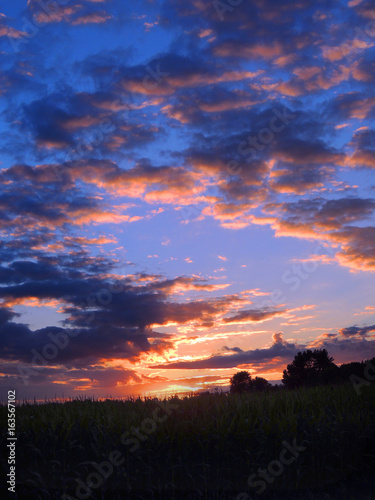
230,349 -> 375,393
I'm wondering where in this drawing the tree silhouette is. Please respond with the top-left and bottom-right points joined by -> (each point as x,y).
250,376 -> 272,392
230,372 -> 271,393
282,349 -> 337,389
230,371 -> 251,393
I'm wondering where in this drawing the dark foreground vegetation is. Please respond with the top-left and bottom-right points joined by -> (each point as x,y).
1,381 -> 375,500
229,350 -> 375,394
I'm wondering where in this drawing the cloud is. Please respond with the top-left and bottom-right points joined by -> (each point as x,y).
153,324 -> 375,371
339,324 -> 375,337
263,197 -> 375,271
222,307 -> 286,325
26,1 -> 113,25
0,262 -> 254,374
332,226 -> 375,271
352,56 -> 375,83
330,92 -> 375,120
307,327 -> 375,364
0,15 -> 27,38
151,332 -> 300,369
17,91 -> 160,154
71,11 -> 113,25
347,127 -> 375,169
115,53 -> 260,97
213,41 -> 283,59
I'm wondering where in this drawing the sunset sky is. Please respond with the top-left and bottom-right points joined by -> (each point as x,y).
0,0 -> 374,400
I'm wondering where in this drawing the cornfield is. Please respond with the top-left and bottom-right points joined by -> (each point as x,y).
1,382 -> 374,499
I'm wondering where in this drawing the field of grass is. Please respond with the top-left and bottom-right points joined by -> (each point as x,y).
1,382 -> 375,499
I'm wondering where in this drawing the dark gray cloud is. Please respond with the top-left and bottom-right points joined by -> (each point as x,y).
152,333 -> 299,369
339,324 -> 375,337
222,308 -> 285,324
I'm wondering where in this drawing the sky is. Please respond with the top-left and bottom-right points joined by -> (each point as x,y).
0,0 -> 374,400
